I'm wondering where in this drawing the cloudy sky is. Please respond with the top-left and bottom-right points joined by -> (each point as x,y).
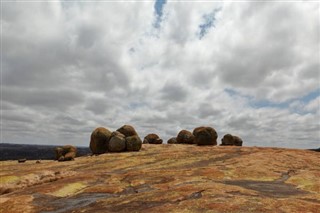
2,0 -> 319,148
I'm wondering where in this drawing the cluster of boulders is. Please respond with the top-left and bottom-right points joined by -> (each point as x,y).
166,126 -> 243,146
53,125 -> 243,162
90,125 -> 142,154
54,145 -> 77,161
221,134 -> 243,146
143,134 -> 163,144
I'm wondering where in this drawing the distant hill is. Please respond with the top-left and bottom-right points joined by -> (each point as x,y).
0,143 -> 91,161
309,148 -> 320,152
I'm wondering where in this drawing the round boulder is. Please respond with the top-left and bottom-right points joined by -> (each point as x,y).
108,132 -> 126,152
55,145 -> 77,161
143,133 -> 163,144
126,135 -> 142,151
117,125 -> 138,137
233,135 -> 243,146
90,127 -> 112,154
177,130 -> 195,144
192,126 -> 205,136
193,127 -> 218,146
167,137 -> 177,144
221,134 -> 235,146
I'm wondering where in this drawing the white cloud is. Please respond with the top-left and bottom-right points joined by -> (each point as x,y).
2,1 -> 319,149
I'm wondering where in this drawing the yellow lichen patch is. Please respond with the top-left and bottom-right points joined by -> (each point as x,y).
84,184 -> 124,194
49,182 -> 87,197
0,175 -> 20,184
287,175 -> 320,193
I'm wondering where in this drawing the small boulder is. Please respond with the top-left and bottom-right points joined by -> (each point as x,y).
177,130 -> 195,144
117,125 -> 138,137
55,145 -> 77,161
221,134 -> 235,146
167,137 -> 178,144
194,127 -> 218,146
18,159 -> 26,163
108,132 -> 126,152
126,135 -> 142,151
143,133 -> 163,144
90,127 -> 112,154
233,135 -> 243,146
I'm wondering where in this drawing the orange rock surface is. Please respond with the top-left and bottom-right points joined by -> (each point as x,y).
0,144 -> 319,212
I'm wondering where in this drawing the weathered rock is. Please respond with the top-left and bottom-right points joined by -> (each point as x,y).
143,133 -> 163,144
192,126 -> 205,136
221,134 -> 243,146
193,127 -> 218,146
167,137 -> 178,144
116,125 -> 138,137
1,145 -> 319,212
177,130 -> 195,144
18,159 -> 26,163
233,135 -> 243,146
111,131 -> 125,138
108,133 -> 126,152
126,135 -> 142,151
221,134 -> 235,146
90,127 -> 112,154
55,145 -> 77,161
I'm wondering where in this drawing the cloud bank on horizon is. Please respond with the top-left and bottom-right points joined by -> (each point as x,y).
2,1 -> 319,148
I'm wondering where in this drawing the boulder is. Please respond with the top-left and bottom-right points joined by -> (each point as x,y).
192,126 -> 205,136
90,127 -> 112,154
167,137 -> 178,144
108,132 -> 126,152
143,133 -> 163,144
194,127 -> 218,146
177,130 -> 195,144
233,135 -> 243,146
55,145 -> 77,161
126,135 -> 142,151
111,131 -> 125,138
221,134 -> 235,146
117,125 -> 138,137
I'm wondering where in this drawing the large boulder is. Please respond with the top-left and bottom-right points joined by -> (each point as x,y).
177,130 -> 195,144
167,137 -> 177,144
221,134 -> 243,146
192,126 -> 205,137
126,135 -> 142,151
108,131 -> 126,152
55,145 -> 77,161
90,127 -> 112,154
193,127 -> 218,146
143,134 -> 163,144
117,125 -> 138,137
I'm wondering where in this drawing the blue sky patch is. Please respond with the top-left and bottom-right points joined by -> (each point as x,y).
154,0 -> 167,28
300,89 -> 320,103
198,8 -> 221,39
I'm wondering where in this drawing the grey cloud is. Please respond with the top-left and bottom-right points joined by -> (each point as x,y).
76,24 -> 101,49
197,103 -> 222,119
189,68 -> 216,89
160,82 -> 188,102
3,87 -> 84,110
85,97 -> 114,115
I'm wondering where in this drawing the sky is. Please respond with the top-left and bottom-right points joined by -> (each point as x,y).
1,0 -> 319,149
